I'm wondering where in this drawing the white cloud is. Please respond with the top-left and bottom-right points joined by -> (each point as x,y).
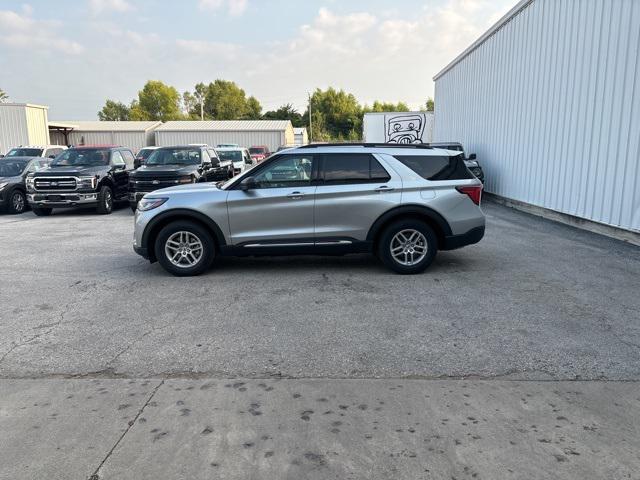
89,0 -> 135,15
0,8 -> 84,54
199,0 -> 248,16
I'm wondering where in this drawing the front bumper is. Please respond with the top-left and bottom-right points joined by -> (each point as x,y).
27,192 -> 99,208
442,226 -> 485,250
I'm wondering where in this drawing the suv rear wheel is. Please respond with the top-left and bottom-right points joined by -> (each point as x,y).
378,219 -> 437,274
155,220 -> 215,276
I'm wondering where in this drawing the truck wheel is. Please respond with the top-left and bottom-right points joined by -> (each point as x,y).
155,220 -> 215,277
377,219 -> 437,274
8,190 -> 27,214
96,186 -> 113,215
32,207 -> 52,216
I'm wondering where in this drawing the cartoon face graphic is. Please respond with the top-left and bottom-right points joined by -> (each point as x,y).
386,115 -> 425,144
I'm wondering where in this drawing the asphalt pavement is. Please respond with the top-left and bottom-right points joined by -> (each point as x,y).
0,200 -> 639,479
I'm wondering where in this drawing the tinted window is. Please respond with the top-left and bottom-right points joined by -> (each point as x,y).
322,154 -> 390,184
52,149 -> 111,167
253,155 -> 313,189
137,149 -> 155,159
7,148 -> 43,157
0,159 -> 29,176
394,154 -> 474,181
218,151 -> 243,163
146,148 -> 201,166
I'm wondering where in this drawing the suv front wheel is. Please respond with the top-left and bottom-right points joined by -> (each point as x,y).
378,219 -> 437,274
155,220 -> 215,276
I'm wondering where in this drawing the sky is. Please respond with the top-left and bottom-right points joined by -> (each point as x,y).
0,0 -> 515,119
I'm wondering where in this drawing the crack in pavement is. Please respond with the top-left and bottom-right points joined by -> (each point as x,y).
105,323 -> 173,369
0,305 -> 72,365
88,379 -> 164,480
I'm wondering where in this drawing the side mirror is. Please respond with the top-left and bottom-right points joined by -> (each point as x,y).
211,158 -> 220,167
239,176 -> 257,191
468,153 -> 477,160
201,162 -> 211,170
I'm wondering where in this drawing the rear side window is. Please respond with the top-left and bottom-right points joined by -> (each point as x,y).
394,154 -> 474,181
121,150 -> 135,168
322,153 -> 391,185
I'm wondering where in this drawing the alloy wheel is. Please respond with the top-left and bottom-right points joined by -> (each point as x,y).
164,231 -> 204,268
390,229 -> 428,266
12,192 -> 25,212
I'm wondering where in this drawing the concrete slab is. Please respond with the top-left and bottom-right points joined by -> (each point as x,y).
95,379 -> 640,480
0,379 -> 161,480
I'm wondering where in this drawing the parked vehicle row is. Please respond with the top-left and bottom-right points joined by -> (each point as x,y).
4,144 -> 258,216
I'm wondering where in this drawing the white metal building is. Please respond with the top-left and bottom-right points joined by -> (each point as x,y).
0,103 -> 50,154
434,0 -> 640,236
155,120 -> 295,152
49,121 -> 161,152
293,127 -> 309,146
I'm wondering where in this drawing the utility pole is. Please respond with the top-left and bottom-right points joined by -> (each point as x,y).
308,92 -> 313,142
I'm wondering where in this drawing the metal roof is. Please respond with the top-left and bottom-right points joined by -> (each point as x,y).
433,0 -> 533,81
51,121 -> 162,132
156,120 -> 292,132
0,103 -> 49,109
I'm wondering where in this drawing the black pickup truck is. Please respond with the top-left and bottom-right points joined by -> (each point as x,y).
128,145 -> 230,211
26,146 -> 135,216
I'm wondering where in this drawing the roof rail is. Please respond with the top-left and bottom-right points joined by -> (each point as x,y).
297,143 -> 433,149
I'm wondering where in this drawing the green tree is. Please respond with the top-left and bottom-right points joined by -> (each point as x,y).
363,101 -> 410,113
97,100 -> 131,121
203,80 -> 262,120
424,97 -> 434,112
304,88 -> 363,141
130,80 -> 183,121
0,88 -> 8,102
263,103 -> 304,127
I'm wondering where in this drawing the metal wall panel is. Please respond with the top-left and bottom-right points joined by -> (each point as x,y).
62,131 -> 148,152
434,0 -> 640,232
155,131 -> 284,152
0,104 -> 49,154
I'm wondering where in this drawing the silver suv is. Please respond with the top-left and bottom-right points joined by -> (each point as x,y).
133,144 -> 485,276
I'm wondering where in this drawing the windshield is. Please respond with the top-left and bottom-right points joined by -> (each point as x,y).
145,148 -> 201,166
7,148 -> 42,157
249,147 -> 266,155
0,159 -> 29,176
137,149 -> 156,159
51,149 -> 110,167
218,151 -> 243,163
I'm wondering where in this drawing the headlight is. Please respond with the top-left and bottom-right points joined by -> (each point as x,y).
0,182 -> 8,190
26,176 -> 35,189
78,176 -> 97,189
137,197 -> 168,211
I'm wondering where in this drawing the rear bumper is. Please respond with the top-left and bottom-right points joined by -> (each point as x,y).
442,226 -> 485,250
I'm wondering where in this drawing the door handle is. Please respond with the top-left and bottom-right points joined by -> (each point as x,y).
374,186 -> 395,192
287,191 -> 305,199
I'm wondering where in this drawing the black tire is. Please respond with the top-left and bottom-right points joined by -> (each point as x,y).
96,185 -> 113,215
377,219 -> 438,274
32,207 -> 52,216
7,189 -> 27,214
154,220 -> 215,277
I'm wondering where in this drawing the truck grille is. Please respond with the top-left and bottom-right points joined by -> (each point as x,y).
34,177 -> 77,191
130,178 -> 180,192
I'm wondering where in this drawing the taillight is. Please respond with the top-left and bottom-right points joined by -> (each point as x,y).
456,184 -> 483,205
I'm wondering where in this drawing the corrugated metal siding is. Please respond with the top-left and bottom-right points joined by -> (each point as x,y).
0,105 -> 29,154
64,131 -> 148,152
155,131 -> 284,152
434,0 -> 640,233
25,106 -> 50,145
156,120 -> 292,131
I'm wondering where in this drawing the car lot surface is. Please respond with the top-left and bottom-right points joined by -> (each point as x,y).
0,200 -> 639,380
1,200 -> 639,479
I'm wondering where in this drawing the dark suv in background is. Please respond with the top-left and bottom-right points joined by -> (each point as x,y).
429,142 -> 484,183
128,145 -> 226,211
0,156 -> 52,214
26,145 -> 135,216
